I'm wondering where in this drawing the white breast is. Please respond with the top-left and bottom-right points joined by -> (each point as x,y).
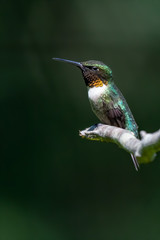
88,85 -> 107,103
87,84 -> 111,124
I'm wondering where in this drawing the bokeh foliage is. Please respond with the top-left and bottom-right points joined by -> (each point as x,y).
1,0 -> 160,239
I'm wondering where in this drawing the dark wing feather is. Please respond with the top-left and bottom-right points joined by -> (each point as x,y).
103,103 -> 139,170
106,107 -> 126,129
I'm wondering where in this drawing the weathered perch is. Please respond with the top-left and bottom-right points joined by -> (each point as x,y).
79,123 -> 160,164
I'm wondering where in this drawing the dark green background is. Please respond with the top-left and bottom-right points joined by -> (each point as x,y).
1,0 -> 160,239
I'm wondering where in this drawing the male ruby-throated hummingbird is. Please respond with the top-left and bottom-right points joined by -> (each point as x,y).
52,58 -> 139,170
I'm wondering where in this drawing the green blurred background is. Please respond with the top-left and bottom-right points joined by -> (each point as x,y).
1,0 -> 160,239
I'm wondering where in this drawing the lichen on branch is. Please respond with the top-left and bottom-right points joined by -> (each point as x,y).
79,123 -> 160,164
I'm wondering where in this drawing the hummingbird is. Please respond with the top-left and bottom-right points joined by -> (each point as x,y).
52,58 -> 139,170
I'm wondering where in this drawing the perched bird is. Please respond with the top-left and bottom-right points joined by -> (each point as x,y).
52,58 -> 139,170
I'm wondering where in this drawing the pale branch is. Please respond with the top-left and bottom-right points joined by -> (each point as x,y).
79,123 -> 160,164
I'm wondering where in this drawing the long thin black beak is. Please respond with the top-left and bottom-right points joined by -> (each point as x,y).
52,58 -> 83,68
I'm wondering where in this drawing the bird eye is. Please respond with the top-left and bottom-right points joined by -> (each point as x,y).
87,66 -> 99,71
92,66 -> 99,71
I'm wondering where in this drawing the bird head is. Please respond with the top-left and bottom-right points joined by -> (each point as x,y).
52,58 -> 112,87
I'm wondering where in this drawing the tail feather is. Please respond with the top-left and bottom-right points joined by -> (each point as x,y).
131,154 -> 139,171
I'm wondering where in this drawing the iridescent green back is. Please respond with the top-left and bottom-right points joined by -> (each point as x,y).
108,82 -> 138,137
